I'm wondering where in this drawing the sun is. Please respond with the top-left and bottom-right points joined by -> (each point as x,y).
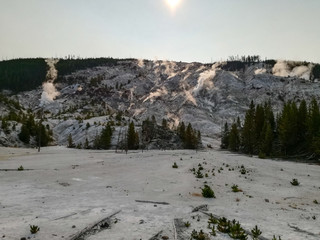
166,0 -> 181,10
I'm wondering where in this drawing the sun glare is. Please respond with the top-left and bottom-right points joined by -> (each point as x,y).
166,0 -> 181,10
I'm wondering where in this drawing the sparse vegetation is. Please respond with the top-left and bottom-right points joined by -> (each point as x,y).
196,169 -> 204,179
190,229 -> 207,240
29,225 -> 40,234
17,166 -> 24,171
290,178 -> 300,186
231,184 -> 241,193
201,185 -> 215,198
172,162 -> 178,168
251,225 -> 262,239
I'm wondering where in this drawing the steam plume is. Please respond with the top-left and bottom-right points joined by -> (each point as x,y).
193,63 -> 219,95
272,60 -> 312,80
40,59 -> 60,106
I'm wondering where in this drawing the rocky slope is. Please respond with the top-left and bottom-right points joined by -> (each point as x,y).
1,59 -> 320,148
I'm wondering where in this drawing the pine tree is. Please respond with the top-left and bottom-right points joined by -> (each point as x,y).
255,104 -> 265,149
68,134 -> 74,148
221,122 -> 230,149
35,123 -> 50,147
229,123 -> 240,151
185,123 -> 194,149
261,122 -> 273,156
19,123 -> 30,144
241,101 -> 256,154
297,100 -> 308,150
278,102 -> 298,155
84,138 -> 90,149
162,118 -> 168,129
99,124 -> 112,149
178,121 -> 186,142
127,121 -> 138,150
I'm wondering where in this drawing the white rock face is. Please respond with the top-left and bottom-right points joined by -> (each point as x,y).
2,59 -> 320,147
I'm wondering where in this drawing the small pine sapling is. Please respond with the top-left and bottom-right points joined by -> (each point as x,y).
196,169 -> 204,178
313,200 -> 318,204
251,225 -> 262,239
217,217 -> 231,233
240,168 -> 246,175
184,221 -> 190,228
210,225 -> 217,236
208,214 -> 218,224
272,235 -> 282,240
202,185 -> 215,198
231,184 -> 241,193
30,225 -> 40,234
290,178 -> 300,186
172,162 -> 178,168
191,229 -> 206,240
229,221 -> 247,240
17,165 -> 24,171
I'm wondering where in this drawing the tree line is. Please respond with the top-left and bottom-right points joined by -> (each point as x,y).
221,99 -> 320,159
67,116 -> 201,151
56,58 -> 120,77
0,110 -> 53,147
0,58 -> 47,93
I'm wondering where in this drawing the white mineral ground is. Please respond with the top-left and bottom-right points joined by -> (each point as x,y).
0,147 -> 319,239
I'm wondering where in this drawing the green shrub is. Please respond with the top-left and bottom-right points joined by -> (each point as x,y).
251,225 -> 262,239
30,225 -> 40,234
172,162 -> 178,168
17,165 -> 24,171
217,217 -> 231,233
229,221 -> 247,239
190,229 -> 206,240
196,169 -> 204,178
184,221 -> 191,228
272,236 -> 282,240
231,184 -> 241,193
202,185 -> 215,198
290,178 -> 300,186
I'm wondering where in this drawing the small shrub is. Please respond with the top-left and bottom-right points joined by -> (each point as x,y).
231,184 -> 241,193
30,225 -> 40,234
251,225 -> 262,239
240,168 -> 246,175
210,225 -> 217,236
184,221 -> 191,228
205,173 -> 208,178
202,185 -> 215,198
17,166 -> 24,171
217,217 -> 231,233
272,236 -> 282,240
190,229 -> 206,240
172,162 -> 178,168
208,214 -> 218,224
313,200 -> 318,204
196,169 -> 204,178
290,178 -> 300,186
229,221 -> 247,239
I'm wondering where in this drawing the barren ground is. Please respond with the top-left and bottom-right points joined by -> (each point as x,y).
0,147 -> 319,240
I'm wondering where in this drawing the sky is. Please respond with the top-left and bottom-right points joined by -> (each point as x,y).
0,0 -> 320,63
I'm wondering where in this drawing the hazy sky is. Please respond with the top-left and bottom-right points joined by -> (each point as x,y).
1,0 -> 320,63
